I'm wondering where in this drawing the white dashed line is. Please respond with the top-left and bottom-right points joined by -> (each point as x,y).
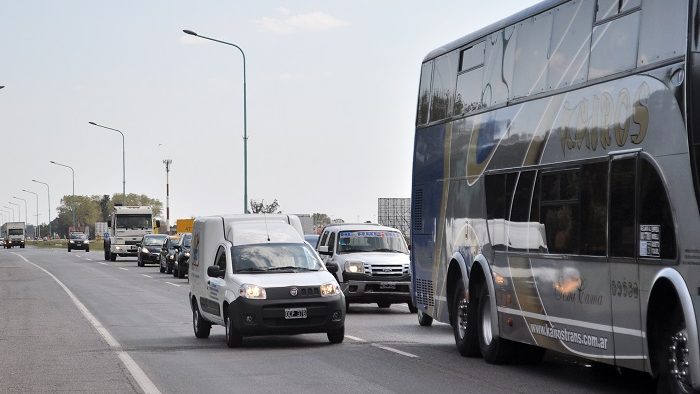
372,344 -> 419,358
12,253 -> 161,394
85,258 -> 92,261
118,267 -> 128,271
345,335 -> 366,342
141,274 -> 153,278
98,262 -> 108,266
165,282 -> 181,287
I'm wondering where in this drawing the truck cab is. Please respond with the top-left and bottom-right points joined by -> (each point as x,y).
3,222 -> 26,249
104,205 -> 158,261
316,224 -> 415,312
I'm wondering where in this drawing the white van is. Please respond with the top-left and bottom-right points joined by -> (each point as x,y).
188,214 -> 345,347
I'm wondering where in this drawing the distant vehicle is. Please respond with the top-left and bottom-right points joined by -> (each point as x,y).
0,239 -> 4,246
189,214 -> 345,347
4,222 -> 26,249
316,223 -> 415,312
304,234 -> 319,248
173,233 -> 191,279
104,205 -> 160,261
159,236 -> 179,274
137,234 -> 168,267
68,232 -> 89,252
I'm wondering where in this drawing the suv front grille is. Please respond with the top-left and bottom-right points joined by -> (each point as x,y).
364,263 -> 410,276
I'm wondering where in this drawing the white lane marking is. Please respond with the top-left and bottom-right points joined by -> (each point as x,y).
98,262 -> 108,266
141,274 -> 153,278
85,258 -> 92,261
371,344 -> 419,358
165,282 -> 181,287
118,267 -> 128,271
74,255 -> 82,258
345,335 -> 366,342
11,253 -> 161,394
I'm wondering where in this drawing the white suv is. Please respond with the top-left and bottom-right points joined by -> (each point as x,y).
189,214 -> 345,347
316,224 -> 416,312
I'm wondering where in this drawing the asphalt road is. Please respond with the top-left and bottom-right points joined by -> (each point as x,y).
0,247 -> 656,393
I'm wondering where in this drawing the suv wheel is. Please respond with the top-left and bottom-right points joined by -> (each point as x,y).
418,309 -> 433,326
327,326 -> 345,344
408,302 -> 418,313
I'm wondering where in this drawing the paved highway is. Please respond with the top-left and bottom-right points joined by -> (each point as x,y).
1,247 -> 655,393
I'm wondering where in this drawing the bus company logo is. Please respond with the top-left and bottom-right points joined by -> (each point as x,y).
559,82 -> 650,154
554,277 -> 603,306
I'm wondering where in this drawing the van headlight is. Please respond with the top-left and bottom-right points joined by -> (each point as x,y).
345,261 -> 364,273
239,284 -> 266,299
320,282 -> 341,297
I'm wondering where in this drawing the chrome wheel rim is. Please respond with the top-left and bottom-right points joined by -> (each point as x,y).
457,294 -> 468,339
225,317 -> 230,340
481,295 -> 492,345
669,329 -> 693,392
193,309 -> 199,332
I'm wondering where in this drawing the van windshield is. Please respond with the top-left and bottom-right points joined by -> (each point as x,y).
337,230 -> 408,254
231,243 -> 323,273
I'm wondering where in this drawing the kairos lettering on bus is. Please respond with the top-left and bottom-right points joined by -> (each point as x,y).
559,82 -> 650,154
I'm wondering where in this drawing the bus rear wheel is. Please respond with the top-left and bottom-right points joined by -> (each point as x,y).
656,307 -> 698,394
452,279 -> 479,357
477,284 -> 516,364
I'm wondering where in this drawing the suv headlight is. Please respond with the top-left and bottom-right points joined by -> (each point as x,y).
184,251 -> 190,257
320,282 -> 341,297
69,240 -> 75,243
84,240 -> 90,244
345,261 -> 364,273
239,284 -> 266,299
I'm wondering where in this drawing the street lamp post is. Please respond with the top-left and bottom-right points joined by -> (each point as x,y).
49,160 -> 76,230
8,202 -> 20,223
163,159 -> 172,231
12,196 -> 27,225
32,180 -> 51,239
183,29 -> 249,213
89,122 -> 126,203
22,190 -> 39,238
1,208 -> 12,222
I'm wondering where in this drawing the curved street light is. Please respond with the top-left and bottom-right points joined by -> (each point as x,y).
0,208 -> 11,222
49,160 -> 76,229
32,180 -> 51,238
183,29 -> 249,213
89,122 -> 126,203
12,196 -> 27,224
22,189 -> 39,238
8,202 -> 20,223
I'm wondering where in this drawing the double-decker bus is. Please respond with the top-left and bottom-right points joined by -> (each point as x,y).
410,0 -> 700,392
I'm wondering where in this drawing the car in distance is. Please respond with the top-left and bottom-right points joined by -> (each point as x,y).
137,234 -> 168,267
173,233 -> 192,278
160,236 -> 179,274
304,234 -> 320,248
68,232 -> 89,252
316,223 -> 415,312
189,214 -> 345,347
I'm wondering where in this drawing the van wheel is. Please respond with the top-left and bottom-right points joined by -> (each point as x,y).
104,248 -> 110,260
378,302 -> 391,308
452,279 -> 480,357
192,302 -> 211,339
68,247 -> 72,252
86,246 -> 90,252
655,305 -> 698,393
178,267 -> 186,279
109,252 -> 117,262
327,326 -> 345,344
225,313 -> 243,348
418,310 -> 433,326
477,283 -> 516,364
408,302 -> 418,313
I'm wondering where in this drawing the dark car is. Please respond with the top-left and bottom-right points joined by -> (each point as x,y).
68,232 -> 89,252
137,234 -> 168,267
159,236 -> 179,274
173,233 -> 191,279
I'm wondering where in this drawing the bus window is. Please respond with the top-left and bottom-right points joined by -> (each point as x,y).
512,12 -> 552,99
589,11 -> 641,79
596,0 -> 620,22
540,170 -> 580,254
416,61 -> 433,126
485,173 -> 516,250
429,52 -> 458,122
610,158 -> 636,257
482,28 -> 516,107
508,171 -> 537,251
547,0 -> 594,90
639,159 -> 676,259
638,0 -> 686,67
580,162 -> 607,256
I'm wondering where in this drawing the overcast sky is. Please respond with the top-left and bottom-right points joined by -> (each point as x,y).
0,0 -> 539,225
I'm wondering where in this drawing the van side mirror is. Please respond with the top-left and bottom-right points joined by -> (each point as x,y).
318,246 -> 331,255
326,263 -> 339,274
207,266 -> 223,278
155,220 -> 161,228
107,220 -> 112,228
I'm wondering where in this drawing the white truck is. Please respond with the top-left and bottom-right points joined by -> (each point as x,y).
3,222 -> 26,249
103,205 -> 159,261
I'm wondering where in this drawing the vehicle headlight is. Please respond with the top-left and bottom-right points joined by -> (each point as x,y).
169,255 -> 175,260
345,261 -> 364,273
69,240 -> 75,243
115,246 -> 122,251
239,284 -> 266,299
184,252 -> 190,257
84,240 -> 89,244
320,282 -> 341,297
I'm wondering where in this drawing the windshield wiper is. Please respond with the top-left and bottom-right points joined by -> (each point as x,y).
339,248 -> 367,253
373,248 -> 406,253
236,267 -> 268,273
267,266 -> 314,272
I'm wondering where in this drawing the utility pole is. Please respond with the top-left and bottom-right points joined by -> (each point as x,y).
163,159 -> 172,234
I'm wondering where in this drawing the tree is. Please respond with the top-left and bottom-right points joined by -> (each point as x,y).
249,199 -> 281,214
312,213 -> 331,226
110,194 -> 163,218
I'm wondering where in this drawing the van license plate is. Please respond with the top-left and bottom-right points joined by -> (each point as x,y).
380,282 -> 396,289
284,308 -> 307,319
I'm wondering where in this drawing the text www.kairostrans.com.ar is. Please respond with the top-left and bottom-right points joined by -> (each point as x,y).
530,323 -> 609,350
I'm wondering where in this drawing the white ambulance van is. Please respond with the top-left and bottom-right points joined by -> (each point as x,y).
189,214 -> 345,347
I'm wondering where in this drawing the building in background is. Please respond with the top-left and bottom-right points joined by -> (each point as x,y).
293,214 -> 314,234
377,198 -> 411,239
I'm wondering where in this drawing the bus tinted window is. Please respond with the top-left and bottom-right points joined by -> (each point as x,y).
541,170 -> 580,254
512,12 -> 552,99
483,28 -> 516,107
610,158 -> 636,257
589,11 -> 641,79
639,160 -> 676,259
429,52 -> 458,122
580,162 -> 608,256
547,0 -> 594,89
455,67 -> 485,114
416,61 -> 433,125
510,171 -> 536,222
